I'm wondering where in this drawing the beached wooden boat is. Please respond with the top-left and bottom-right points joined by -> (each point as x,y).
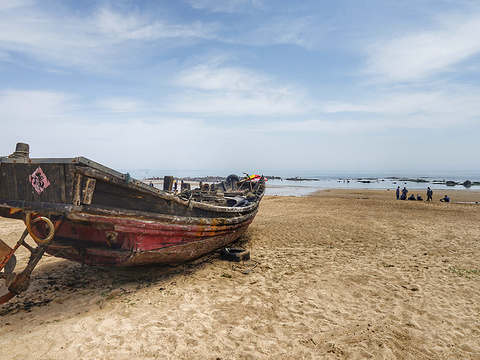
0,143 -> 265,304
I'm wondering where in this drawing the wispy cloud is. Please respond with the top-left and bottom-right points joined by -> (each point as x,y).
0,0 -> 34,11
187,0 -> 263,13
95,97 -> 144,113
244,16 -> 327,49
92,7 -> 218,41
253,118 -> 383,134
0,4 -> 217,70
171,62 -> 310,115
186,1 -> 325,49
320,84 -> 480,128
175,63 -> 267,91
365,10 -> 480,82
321,92 -> 443,115
0,89 -> 77,122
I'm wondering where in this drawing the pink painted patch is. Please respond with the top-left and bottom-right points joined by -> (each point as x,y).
29,167 -> 51,194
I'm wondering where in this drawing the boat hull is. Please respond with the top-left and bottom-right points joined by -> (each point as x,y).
42,211 -> 256,266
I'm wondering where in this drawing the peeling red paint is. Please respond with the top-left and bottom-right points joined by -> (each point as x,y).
38,212 -> 256,266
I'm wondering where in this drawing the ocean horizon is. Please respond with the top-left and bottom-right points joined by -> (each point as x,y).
124,169 -> 480,197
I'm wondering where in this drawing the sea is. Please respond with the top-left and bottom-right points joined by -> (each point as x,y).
123,169 -> 480,197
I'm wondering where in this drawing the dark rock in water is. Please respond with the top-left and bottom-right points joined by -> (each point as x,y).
462,180 -> 472,187
399,178 -> 428,183
285,177 -> 319,181
446,181 -> 456,186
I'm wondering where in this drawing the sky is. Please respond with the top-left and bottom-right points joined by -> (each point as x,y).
1,0 -> 480,176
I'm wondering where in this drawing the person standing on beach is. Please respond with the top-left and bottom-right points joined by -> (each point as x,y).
396,186 -> 400,200
401,187 -> 408,200
426,187 -> 433,201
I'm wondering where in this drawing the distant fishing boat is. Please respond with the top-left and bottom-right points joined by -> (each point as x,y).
0,143 -> 265,304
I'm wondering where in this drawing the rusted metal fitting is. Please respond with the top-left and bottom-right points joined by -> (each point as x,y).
8,272 -> 31,294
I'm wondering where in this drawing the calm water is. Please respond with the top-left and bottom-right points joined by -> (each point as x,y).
125,169 -> 480,197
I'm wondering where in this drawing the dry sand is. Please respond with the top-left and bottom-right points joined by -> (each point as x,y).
0,189 -> 479,359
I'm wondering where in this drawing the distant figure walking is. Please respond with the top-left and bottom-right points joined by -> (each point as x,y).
440,195 -> 450,202
426,187 -> 433,201
396,186 -> 400,200
401,187 -> 408,200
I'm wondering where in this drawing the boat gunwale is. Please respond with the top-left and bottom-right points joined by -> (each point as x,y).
0,198 -> 259,225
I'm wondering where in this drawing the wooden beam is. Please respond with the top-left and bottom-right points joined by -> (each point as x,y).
82,177 -> 96,205
73,173 -> 82,206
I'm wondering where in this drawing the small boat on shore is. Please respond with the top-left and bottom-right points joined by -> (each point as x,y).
0,143 -> 265,304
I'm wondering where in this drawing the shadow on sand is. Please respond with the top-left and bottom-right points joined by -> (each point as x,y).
0,235 -> 251,317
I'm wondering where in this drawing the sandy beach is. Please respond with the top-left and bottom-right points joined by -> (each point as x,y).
1,189 -> 479,359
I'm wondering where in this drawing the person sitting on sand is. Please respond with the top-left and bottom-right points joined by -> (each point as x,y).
408,194 -> 416,200
440,195 -> 450,202
401,187 -> 408,200
416,194 -> 423,201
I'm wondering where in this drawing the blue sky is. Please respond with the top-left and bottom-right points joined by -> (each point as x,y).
1,0 -> 479,175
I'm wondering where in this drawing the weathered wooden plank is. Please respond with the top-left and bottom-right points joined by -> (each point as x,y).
82,178 -> 96,205
64,164 -> 74,205
92,180 -> 166,212
48,163 -> 62,203
53,163 -> 64,203
73,174 -> 83,206
0,162 -> 77,204
60,164 -> 67,203
75,166 -> 141,189
74,165 -> 163,197
10,163 -> 24,201
10,164 -> 20,201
